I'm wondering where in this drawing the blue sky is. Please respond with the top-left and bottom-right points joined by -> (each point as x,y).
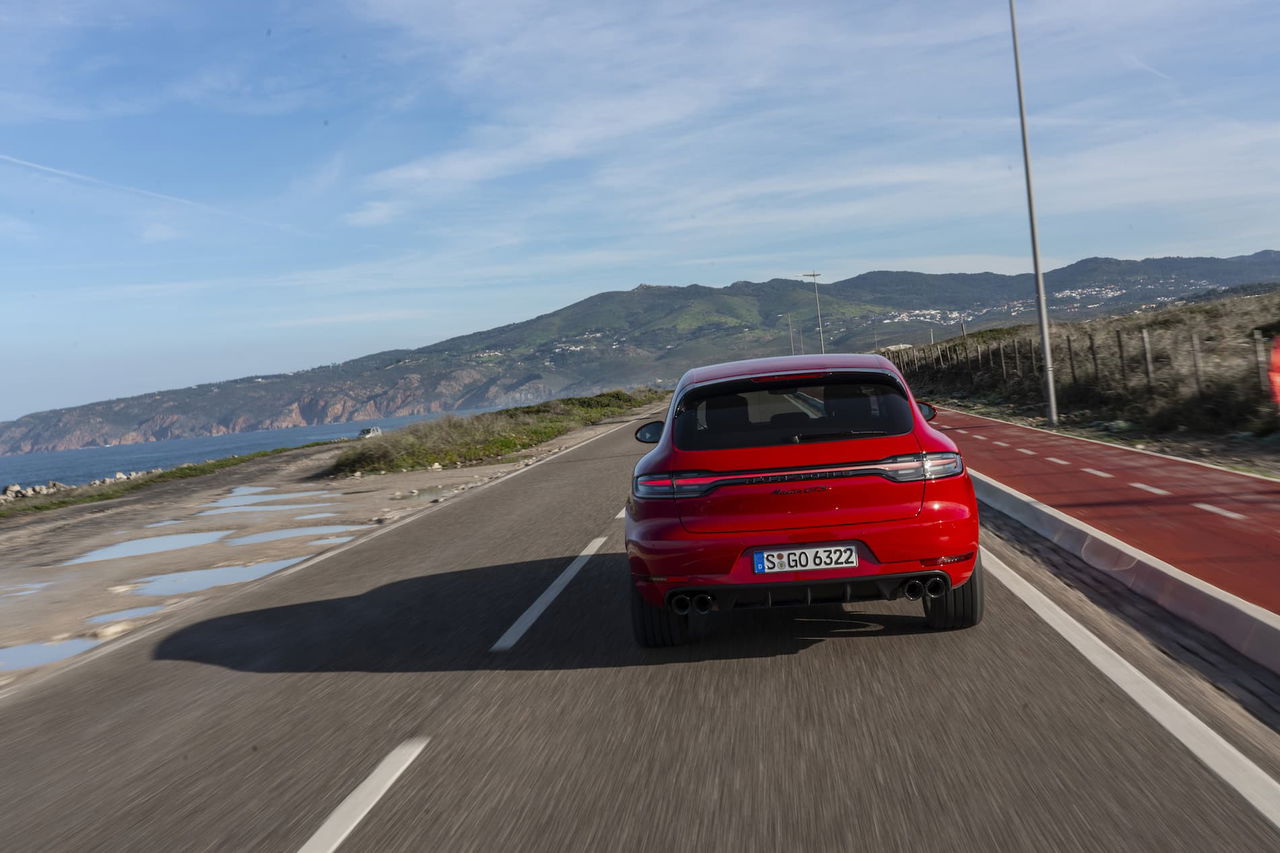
3,0 -> 1279,420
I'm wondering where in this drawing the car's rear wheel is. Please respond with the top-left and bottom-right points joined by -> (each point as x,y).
631,585 -> 690,647
924,558 -> 985,630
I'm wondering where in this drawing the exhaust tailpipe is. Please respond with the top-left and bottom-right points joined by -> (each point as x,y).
692,593 -> 714,615
670,594 -> 692,616
902,580 -> 925,601
924,578 -> 947,599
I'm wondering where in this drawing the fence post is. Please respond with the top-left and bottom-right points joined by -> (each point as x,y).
1066,335 -> 1077,384
1014,339 -> 1022,375
999,342 -> 1008,382
1254,330 -> 1270,395
1030,337 -> 1039,375
1190,331 -> 1203,397
1140,328 -> 1155,393
1115,330 -> 1127,388
1088,333 -> 1100,383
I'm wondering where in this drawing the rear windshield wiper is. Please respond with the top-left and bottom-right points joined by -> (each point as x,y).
793,430 -> 889,442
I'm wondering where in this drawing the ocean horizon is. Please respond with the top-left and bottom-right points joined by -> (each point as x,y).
0,412 -> 448,489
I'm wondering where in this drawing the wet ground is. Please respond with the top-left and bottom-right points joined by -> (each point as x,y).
0,429 -> 605,681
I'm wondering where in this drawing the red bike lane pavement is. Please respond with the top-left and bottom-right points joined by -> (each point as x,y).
934,408 -> 1280,614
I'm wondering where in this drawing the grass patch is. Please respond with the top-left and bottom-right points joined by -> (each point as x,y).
0,442 -> 334,520
330,388 -> 668,476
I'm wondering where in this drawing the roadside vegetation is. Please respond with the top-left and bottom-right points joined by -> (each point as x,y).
892,286 -> 1280,437
329,388 -> 667,476
0,444 -> 333,520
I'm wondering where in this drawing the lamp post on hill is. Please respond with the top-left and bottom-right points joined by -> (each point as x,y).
800,271 -> 825,354
1008,0 -> 1058,426
779,313 -> 795,355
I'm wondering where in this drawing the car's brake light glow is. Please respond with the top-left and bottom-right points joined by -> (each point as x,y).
921,552 -> 975,566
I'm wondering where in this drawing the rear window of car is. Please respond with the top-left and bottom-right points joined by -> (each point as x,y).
673,373 -> 914,451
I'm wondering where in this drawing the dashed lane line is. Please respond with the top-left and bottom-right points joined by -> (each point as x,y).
994,441 -> 1010,447
1130,482 -> 1172,496
490,536 -> 608,652
1192,502 -> 1247,521
974,434 -> 988,440
1046,457 -> 1070,466
615,507 -> 626,519
983,551 -> 1280,833
1017,448 -> 1037,456
297,738 -> 431,853
1082,468 -> 1115,479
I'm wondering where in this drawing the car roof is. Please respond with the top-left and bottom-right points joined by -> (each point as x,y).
678,353 -> 897,388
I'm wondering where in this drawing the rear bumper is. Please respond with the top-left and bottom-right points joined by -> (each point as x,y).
655,570 -> 955,612
626,503 -> 978,608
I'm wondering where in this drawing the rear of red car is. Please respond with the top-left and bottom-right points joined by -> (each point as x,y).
625,354 -> 983,646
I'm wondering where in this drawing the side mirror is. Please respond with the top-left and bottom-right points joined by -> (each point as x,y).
917,402 -> 937,422
634,421 -> 664,443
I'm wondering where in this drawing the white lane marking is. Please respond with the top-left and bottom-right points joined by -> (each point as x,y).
1192,502 -> 1247,521
491,537 -> 607,652
615,508 -> 626,519
956,429 -> 969,434
1017,448 -> 1036,456
1131,482 -> 1171,496
974,434 -> 988,440
982,551 -> 1280,832
1082,468 -> 1115,479
994,441 -> 1010,447
1046,457 -> 1070,466
298,737 -> 430,853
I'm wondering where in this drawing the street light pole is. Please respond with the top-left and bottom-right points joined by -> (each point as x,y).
1008,0 -> 1058,426
801,271 -> 825,354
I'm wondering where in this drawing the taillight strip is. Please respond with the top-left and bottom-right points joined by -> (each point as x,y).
672,459 -> 920,488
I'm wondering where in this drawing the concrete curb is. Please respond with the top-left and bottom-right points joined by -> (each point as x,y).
970,469 -> 1280,676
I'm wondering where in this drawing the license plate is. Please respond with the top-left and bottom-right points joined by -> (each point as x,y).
753,545 -> 858,574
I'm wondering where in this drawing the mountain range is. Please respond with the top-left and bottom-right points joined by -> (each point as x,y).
5,250 -> 1280,455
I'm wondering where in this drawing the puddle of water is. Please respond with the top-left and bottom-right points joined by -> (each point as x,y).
1,582 -> 52,598
145,520 -> 184,528
206,490 -> 329,508
87,605 -> 164,624
230,486 -> 275,495
308,536 -> 354,546
296,512 -> 338,520
228,525 -> 367,546
1,638 -> 101,671
198,503 -> 333,516
133,556 -> 311,596
65,531 -> 234,565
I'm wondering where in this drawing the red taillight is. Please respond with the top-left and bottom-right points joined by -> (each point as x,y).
633,474 -> 674,498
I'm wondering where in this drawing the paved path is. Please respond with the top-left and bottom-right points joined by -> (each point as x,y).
935,409 -> 1280,613
0,412 -> 1277,851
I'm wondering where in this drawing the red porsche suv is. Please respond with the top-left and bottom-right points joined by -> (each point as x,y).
625,354 -> 983,646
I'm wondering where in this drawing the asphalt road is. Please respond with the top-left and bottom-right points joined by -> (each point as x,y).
1,412 -> 1278,852
935,408 -> 1280,612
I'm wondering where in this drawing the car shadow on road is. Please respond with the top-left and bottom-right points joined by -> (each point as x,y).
154,554 -> 935,673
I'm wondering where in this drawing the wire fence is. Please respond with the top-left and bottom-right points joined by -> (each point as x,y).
884,323 -> 1279,433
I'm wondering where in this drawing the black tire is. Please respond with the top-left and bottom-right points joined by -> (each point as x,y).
631,586 -> 690,647
924,558 -> 985,630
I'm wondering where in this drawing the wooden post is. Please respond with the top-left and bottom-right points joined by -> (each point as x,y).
999,342 -> 1008,381
1140,328 -> 1154,393
961,321 -> 971,369
1014,338 -> 1022,375
1030,337 -> 1039,375
1115,330 -> 1127,388
1255,330 -> 1270,394
1088,333 -> 1100,383
1190,331 -> 1203,397
1066,335 -> 1077,384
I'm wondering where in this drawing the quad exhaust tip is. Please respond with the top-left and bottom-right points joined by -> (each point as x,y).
670,594 -> 692,615
902,580 -> 925,601
924,577 -> 948,599
692,593 -> 714,615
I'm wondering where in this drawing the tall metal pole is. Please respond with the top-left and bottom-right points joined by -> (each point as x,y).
1008,0 -> 1058,426
782,313 -> 795,355
801,271 -> 825,353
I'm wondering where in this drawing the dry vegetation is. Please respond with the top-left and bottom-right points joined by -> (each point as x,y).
329,388 -> 667,475
895,288 -> 1280,436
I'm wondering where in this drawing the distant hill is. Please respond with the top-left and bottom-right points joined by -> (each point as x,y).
4,250 -> 1279,454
